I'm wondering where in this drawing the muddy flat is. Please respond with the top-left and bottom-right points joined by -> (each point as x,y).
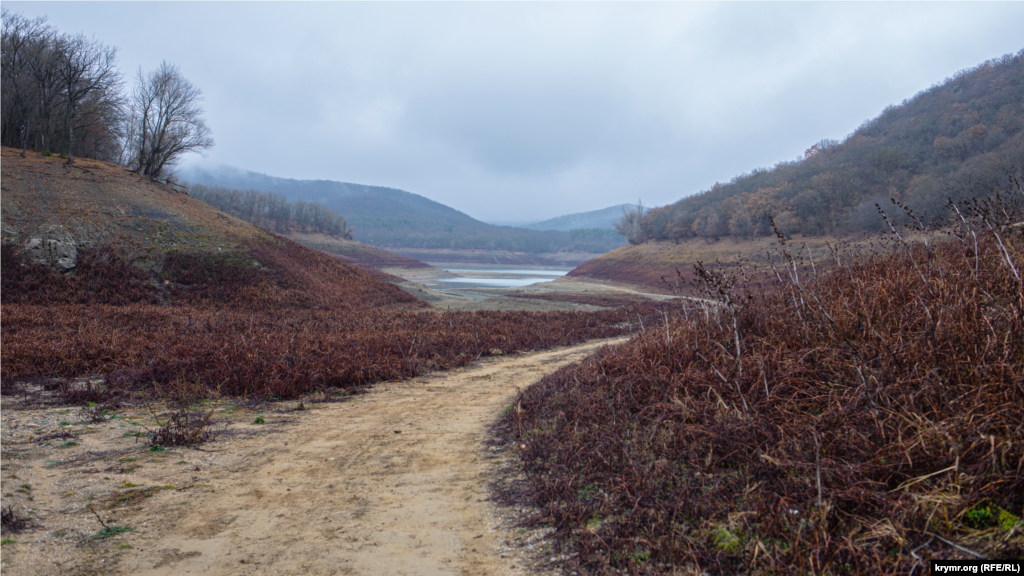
0,337 -> 628,576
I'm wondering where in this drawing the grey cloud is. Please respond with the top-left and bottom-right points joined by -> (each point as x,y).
6,2 -> 1023,222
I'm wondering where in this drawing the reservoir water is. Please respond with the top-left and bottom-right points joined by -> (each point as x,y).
433,267 -> 571,290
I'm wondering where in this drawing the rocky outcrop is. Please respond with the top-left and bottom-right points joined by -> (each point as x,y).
23,224 -> 77,270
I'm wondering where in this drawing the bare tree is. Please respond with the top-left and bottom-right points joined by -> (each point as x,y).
185,182 -> 353,238
293,200 -> 312,231
124,61 -> 213,179
614,199 -> 646,245
55,33 -> 119,165
241,189 -> 267,226
4,11 -> 123,162
266,192 -> 291,232
1,10 -> 49,156
27,34 -> 64,153
309,202 -> 332,232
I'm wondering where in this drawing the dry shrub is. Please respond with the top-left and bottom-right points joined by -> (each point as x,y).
508,292 -> 667,309
1,506 -> 31,534
83,404 -> 115,423
505,209 -> 1023,573
149,410 -> 216,448
57,380 -> 120,406
1,234 -> 423,313
34,430 -> 77,442
158,237 -> 423,312
1,306 -> 650,400
1,245 -> 160,306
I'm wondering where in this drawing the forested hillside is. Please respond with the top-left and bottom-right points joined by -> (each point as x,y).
181,166 -> 626,254
638,49 -> 1024,242
187,183 -> 354,238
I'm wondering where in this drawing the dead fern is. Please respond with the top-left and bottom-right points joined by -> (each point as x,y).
149,409 -> 216,448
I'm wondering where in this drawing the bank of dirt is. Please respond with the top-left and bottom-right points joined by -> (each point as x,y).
0,337 -> 628,576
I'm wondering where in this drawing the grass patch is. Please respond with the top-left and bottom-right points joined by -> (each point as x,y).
96,526 -> 133,538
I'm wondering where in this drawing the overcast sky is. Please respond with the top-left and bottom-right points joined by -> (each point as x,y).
8,2 -> 1024,224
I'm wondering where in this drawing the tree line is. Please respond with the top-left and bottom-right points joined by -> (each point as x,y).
348,216 -> 626,253
1,10 -> 212,178
622,49 -> 1024,244
187,184 -> 354,238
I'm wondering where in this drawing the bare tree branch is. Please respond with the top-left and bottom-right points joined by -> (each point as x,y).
124,61 -> 213,179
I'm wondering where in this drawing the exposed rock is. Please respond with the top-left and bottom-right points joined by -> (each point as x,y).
23,224 -> 77,270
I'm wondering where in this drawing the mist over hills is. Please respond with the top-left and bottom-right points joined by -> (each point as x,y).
179,166 -> 626,254
179,166 -> 481,227
521,204 -> 635,232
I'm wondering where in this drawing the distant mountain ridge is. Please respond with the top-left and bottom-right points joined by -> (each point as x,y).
179,166 -> 482,226
523,204 -> 634,232
179,166 -> 627,254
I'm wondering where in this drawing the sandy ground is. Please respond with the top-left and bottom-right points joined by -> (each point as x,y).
1,337 -> 628,576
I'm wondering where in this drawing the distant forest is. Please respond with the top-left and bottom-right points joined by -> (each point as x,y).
347,216 -> 624,253
186,182 -> 626,254
635,49 -> 1024,243
182,167 -> 628,254
188,184 -> 353,238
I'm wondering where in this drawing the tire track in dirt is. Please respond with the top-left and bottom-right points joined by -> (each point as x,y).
108,337 -> 628,576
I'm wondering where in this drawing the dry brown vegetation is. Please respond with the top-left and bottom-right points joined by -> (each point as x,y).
1,144 -> 673,411
508,292 -> 666,309
0,239 -> 670,406
1,177 -> 671,406
285,231 -> 432,269
1,235 -> 421,312
1,304 -> 650,404
504,197 -> 1024,574
566,235 -> 838,295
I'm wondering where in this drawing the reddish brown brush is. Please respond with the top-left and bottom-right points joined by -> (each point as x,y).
1,305 -> 645,402
504,219 -> 1023,573
508,292 -> 666,309
1,245 -> 160,306
158,236 -> 422,311
149,409 -> 216,448
1,234 -> 422,312
1,505 -> 31,534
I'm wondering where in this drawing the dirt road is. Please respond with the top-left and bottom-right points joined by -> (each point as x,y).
1,337 -> 627,576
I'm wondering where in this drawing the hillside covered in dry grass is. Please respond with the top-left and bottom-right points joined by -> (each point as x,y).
1,147 -> 672,402
565,235 -> 832,294
0,147 -> 424,311
503,192 -> 1024,574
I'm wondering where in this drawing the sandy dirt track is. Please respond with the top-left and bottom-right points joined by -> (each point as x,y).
1,337 -> 627,576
